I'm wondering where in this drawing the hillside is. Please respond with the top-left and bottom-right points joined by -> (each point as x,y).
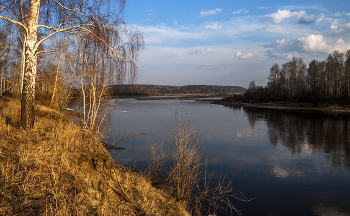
110,84 -> 246,96
0,98 -> 188,215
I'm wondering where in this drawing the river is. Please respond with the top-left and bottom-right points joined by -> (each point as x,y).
106,98 -> 350,216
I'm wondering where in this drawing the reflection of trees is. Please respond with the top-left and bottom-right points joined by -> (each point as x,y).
241,107 -> 350,169
226,105 -> 244,115
241,107 -> 265,127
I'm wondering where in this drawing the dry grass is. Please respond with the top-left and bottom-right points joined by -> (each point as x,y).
0,98 -> 189,215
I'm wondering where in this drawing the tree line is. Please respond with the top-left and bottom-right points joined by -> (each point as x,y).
110,84 -> 246,96
228,50 -> 350,104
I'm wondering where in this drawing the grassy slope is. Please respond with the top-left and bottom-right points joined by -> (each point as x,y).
0,98 -> 188,215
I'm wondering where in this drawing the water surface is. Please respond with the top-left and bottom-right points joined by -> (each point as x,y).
107,98 -> 350,216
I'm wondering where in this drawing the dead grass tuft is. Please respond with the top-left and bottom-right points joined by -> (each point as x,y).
0,98 -> 189,215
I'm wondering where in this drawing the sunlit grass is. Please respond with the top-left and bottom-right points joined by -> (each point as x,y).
0,98 -> 189,215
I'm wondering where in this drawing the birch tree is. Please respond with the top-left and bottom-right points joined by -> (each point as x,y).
0,0 -> 143,129
49,37 -> 69,108
307,60 -> 320,99
345,50 -> 350,99
267,63 -> 280,99
0,26 -> 12,96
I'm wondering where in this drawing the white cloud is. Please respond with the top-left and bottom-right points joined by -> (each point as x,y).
334,12 -> 342,16
324,17 -> 339,25
264,35 -> 331,53
236,51 -> 254,59
264,50 -> 295,60
266,9 -> 311,23
334,39 -> 350,52
145,9 -> 153,16
280,5 -> 326,11
135,16 -> 267,47
205,48 -> 213,54
286,54 -> 293,59
204,21 -> 222,30
329,23 -> 350,35
134,24 -> 206,45
189,49 -> 202,55
315,13 -> 325,24
263,38 -> 300,53
263,34 -> 350,55
200,8 -> 222,16
258,6 -> 269,9
232,8 -> 249,14
346,13 -> 350,16
298,34 -> 330,53
188,48 -> 214,55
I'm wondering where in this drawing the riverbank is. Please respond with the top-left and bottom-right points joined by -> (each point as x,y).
0,97 -> 189,215
214,99 -> 350,113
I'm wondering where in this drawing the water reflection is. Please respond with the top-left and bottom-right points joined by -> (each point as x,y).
235,106 -> 350,169
107,99 -> 350,215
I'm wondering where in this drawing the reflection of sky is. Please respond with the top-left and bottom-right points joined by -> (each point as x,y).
108,99 -> 350,216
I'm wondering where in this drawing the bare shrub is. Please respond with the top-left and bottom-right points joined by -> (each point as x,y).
146,104 -> 254,216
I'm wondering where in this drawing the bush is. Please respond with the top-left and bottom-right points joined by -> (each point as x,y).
146,105 -> 253,216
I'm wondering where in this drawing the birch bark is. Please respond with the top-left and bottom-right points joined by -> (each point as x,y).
20,37 -> 26,96
21,0 -> 40,129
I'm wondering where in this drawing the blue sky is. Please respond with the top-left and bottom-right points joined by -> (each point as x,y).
122,0 -> 350,87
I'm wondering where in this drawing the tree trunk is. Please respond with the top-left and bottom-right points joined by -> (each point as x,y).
49,57 -> 61,108
20,37 -> 26,96
0,68 -> 3,96
21,0 -> 40,129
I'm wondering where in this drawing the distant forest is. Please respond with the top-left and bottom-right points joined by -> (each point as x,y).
109,84 -> 246,96
226,50 -> 350,104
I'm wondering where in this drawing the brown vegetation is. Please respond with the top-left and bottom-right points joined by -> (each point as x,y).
146,105 -> 253,216
0,98 -> 189,215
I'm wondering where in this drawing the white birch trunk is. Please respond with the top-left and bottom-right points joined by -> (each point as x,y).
20,37 -> 26,96
21,0 -> 40,129
49,55 -> 61,108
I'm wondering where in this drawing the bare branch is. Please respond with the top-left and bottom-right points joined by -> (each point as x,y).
112,35 -> 134,50
77,26 -> 130,62
35,50 -> 56,57
0,0 -> 15,13
0,15 -> 27,32
51,0 -> 91,20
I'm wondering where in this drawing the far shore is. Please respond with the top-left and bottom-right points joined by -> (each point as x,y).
134,94 -> 227,101
112,94 -> 350,114
213,100 -> 350,114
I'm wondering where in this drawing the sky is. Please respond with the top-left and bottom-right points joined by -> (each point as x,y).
122,0 -> 350,88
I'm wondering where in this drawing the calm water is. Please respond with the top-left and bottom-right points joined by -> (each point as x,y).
107,98 -> 350,216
